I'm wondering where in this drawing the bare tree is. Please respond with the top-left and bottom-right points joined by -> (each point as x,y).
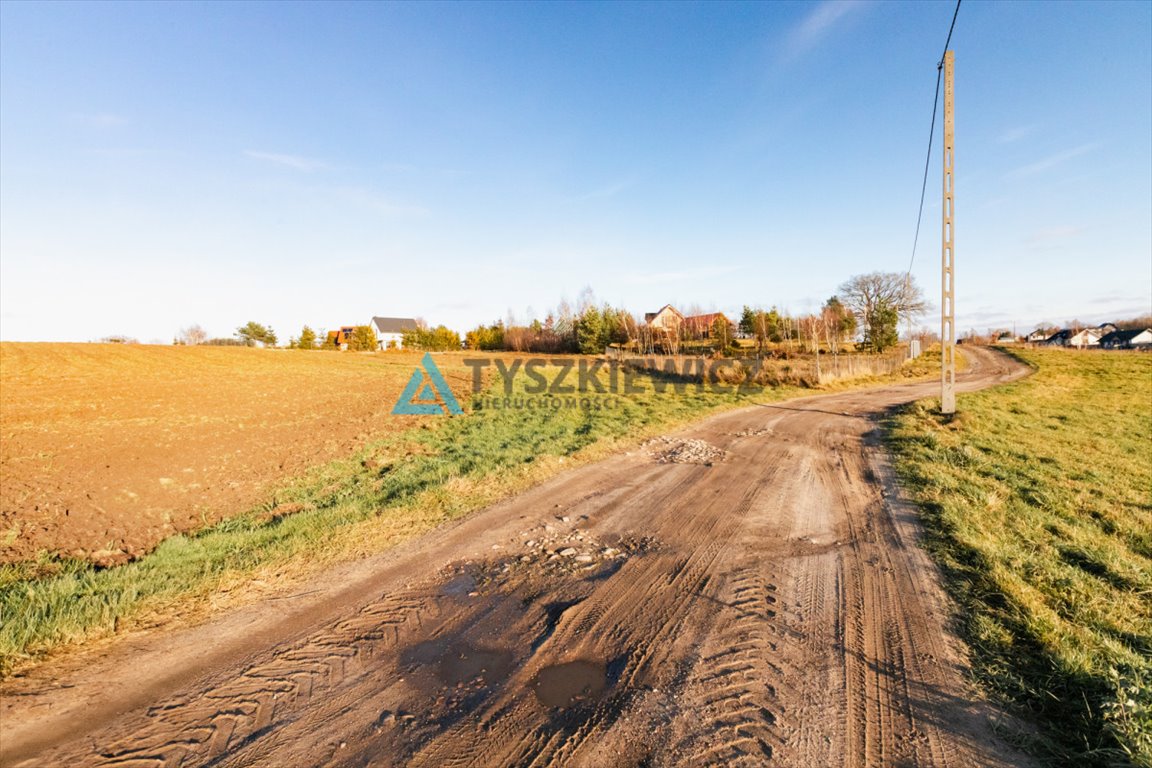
659,320 -> 683,356
821,297 -> 856,352
838,272 -> 927,352
179,324 -> 207,345
576,286 -> 596,314
798,314 -> 822,354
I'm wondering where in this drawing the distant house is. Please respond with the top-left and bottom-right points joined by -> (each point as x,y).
1027,329 -> 1052,343
1097,322 -> 1119,335
644,305 -> 684,331
1046,328 -> 1101,348
684,312 -> 735,340
1099,328 -> 1152,349
326,326 -> 356,350
371,316 -> 418,350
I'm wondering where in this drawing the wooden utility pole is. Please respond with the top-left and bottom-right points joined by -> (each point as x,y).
941,50 -> 956,415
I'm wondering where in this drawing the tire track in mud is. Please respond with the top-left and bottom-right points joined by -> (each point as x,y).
84,590 -> 433,768
404,471 -> 777,768
4,348 -> 1035,768
667,562 -> 783,767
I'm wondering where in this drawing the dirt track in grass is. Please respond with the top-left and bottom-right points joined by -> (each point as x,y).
1,347 -> 1036,767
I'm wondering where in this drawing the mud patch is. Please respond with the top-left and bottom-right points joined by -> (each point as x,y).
404,640 -> 514,687
532,660 -> 607,707
440,572 -> 477,600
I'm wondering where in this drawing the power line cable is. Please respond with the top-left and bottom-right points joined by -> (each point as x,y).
906,0 -> 962,279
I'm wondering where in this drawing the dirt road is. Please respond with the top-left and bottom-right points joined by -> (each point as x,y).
1,348 -> 1033,767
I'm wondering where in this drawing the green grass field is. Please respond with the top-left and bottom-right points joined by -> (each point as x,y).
889,348 -> 1152,767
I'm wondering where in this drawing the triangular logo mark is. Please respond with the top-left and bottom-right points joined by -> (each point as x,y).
392,353 -> 464,415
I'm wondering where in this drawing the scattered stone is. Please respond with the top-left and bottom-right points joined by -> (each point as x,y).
575,554 -> 594,563
558,547 -> 578,557
643,436 -> 725,465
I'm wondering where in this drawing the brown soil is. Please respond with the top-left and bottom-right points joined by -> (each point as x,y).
0,348 -> 1035,767
0,344 -> 472,565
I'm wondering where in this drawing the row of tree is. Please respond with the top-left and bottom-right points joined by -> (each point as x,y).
463,297 -> 636,356
401,325 -> 462,351
167,271 -> 929,355
458,272 -> 925,356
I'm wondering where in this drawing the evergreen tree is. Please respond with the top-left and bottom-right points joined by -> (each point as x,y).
236,321 -> 277,347
577,305 -> 605,355
739,305 -> 757,336
295,325 -> 317,349
348,325 -> 378,351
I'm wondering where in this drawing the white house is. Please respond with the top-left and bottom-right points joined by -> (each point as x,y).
1099,328 -> 1152,349
1045,328 -> 1101,348
644,304 -> 684,332
371,316 -> 418,350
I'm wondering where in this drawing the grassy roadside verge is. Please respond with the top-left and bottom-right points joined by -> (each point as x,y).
888,348 -> 1152,767
1,354 -> 943,678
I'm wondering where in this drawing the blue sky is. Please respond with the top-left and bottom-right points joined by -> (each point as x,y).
1,0 -> 1149,342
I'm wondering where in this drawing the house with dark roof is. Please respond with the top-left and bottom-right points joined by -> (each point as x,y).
371,316 -> 418,350
1045,328 -> 1101,348
1099,328 -> 1152,349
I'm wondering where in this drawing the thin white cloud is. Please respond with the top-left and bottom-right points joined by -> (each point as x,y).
244,150 -> 330,172
997,124 -> 1034,144
1087,293 -> 1146,306
783,1 -> 865,60
1007,143 -> 1098,178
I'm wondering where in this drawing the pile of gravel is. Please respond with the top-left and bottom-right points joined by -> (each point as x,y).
643,436 -> 725,466
446,521 -> 657,591
731,427 -> 771,438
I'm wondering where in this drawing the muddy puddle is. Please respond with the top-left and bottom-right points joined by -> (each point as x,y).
531,660 -> 608,707
405,640 -> 515,687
